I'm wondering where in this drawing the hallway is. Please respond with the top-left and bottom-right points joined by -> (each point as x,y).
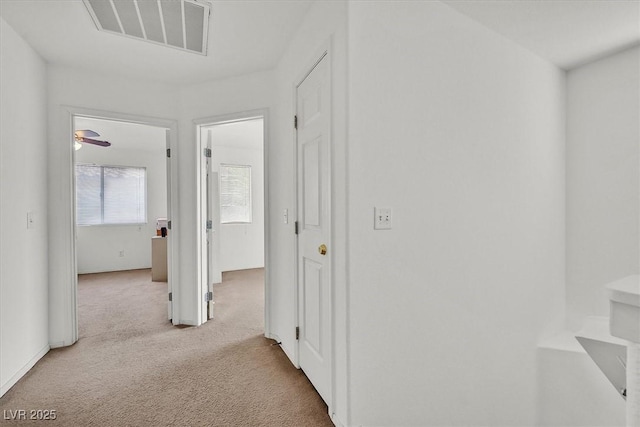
0,269 -> 331,426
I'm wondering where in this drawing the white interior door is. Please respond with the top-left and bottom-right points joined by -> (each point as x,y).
296,53 -> 331,404
207,168 -> 222,320
165,129 -> 172,321
205,130 -> 222,321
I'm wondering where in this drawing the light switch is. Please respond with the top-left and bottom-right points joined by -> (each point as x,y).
283,209 -> 289,224
27,211 -> 35,229
374,207 -> 392,230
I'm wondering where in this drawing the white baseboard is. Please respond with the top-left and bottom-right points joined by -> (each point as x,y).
0,344 -> 50,397
330,411 -> 346,427
265,332 -> 280,342
49,340 -> 72,349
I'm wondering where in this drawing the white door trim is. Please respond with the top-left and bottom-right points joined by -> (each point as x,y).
193,109 -> 270,333
61,106 -> 180,346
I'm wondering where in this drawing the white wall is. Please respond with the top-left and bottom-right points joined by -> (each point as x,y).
75,129 -> 167,274
566,46 -> 640,330
47,65 -> 180,344
271,1 -> 349,423
209,119 -> 264,272
179,70 -> 275,324
0,18 -> 49,396
347,2 -> 565,425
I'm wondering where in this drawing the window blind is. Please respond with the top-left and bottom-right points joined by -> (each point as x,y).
76,164 -> 147,225
220,164 -> 251,224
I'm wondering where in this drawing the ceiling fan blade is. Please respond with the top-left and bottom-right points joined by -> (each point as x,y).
75,129 -> 100,138
79,137 -> 111,147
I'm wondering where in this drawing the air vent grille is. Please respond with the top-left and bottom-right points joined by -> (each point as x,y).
83,0 -> 210,55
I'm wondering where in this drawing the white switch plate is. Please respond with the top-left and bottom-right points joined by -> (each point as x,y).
26,211 -> 35,229
374,207 -> 392,230
283,208 -> 289,224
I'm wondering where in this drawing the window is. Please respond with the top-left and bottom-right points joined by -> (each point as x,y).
220,164 -> 251,224
76,164 -> 147,225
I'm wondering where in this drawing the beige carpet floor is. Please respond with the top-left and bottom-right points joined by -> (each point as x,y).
0,268 -> 332,426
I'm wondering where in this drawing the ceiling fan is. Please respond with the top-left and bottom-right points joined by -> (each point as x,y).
74,130 -> 111,150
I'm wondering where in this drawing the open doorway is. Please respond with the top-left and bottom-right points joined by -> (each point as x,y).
72,115 -> 173,337
196,111 -> 268,329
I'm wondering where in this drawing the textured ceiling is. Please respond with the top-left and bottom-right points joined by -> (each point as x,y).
442,0 -> 640,70
0,0 -> 313,85
1,0 -> 638,86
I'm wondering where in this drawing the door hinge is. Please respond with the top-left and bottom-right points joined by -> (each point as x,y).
205,291 -> 213,302
166,148 -> 171,158
294,221 -> 299,235
204,148 -> 212,158
295,326 -> 300,340
294,115 -> 298,130
167,220 -> 172,230
168,292 -> 172,302
206,220 -> 212,230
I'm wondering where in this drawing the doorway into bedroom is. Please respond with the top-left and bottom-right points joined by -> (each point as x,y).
73,116 -> 171,339
196,114 -> 266,328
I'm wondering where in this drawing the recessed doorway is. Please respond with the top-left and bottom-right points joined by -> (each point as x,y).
195,111 -> 268,330
72,114 -> 176,339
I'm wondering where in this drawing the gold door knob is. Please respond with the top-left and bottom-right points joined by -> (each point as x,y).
318,244 -> 327,256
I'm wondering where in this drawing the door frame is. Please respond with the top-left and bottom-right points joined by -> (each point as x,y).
293,45 -> 334,405
193,109 -> 270,332
66,106 -> 180,343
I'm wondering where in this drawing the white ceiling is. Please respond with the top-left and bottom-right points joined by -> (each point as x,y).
1,0 -> 638,86
75,116 -> 166,152
442,0 -> 640,70
0,0 -> 313,85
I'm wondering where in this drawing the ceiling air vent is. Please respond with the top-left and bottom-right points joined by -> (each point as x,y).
83,0 -> 210,55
